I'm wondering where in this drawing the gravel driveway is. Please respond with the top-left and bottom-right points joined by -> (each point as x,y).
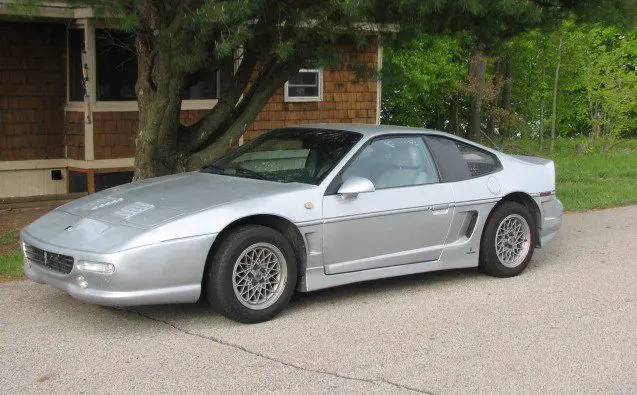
1,205 -> 635,393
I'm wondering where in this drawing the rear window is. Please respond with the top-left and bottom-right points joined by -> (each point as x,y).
456,143 -> 501,178
424,136 -> 501,182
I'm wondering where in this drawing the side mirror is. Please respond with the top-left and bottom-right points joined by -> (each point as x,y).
337,177 -> 375,199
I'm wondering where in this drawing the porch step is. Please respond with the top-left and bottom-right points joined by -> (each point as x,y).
0,193 -> 87,210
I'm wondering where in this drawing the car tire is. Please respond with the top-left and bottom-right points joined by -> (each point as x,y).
205,225 -> 297,323
479,201 -> 536,278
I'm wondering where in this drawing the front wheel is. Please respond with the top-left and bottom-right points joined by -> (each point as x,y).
205,225 -> 297,323
479,201 -> 535,277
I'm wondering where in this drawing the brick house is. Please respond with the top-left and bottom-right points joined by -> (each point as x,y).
0,3 -> 382,198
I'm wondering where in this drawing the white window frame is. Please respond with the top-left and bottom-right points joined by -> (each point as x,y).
65,20 -> 88,106
65,21 -> 221,112
284,69 -> 323,103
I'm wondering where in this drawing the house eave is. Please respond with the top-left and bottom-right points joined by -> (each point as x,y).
0,1 -> 93,19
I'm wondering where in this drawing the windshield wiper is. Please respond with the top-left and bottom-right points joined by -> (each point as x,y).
200,164 -> 225,174
202,164 -> 281,182
229,165 -> 273,181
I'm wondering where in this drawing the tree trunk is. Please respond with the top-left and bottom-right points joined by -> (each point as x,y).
450,93 -> 460,136
501,56 -> 512,136
434,108 -> 444,130
590,102 -> 596,140
468,50 -> 487,142
131,28 -> 301,178
486,58 -> 501,136
134,40 -> 188,180
183,58 -> 302,169
539,49 -> 547,150
550,29 -> 563,152
539,97 -> 545,150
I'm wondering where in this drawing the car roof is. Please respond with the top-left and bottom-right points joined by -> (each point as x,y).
285,123 -> 500,154
288,123 -> 455,139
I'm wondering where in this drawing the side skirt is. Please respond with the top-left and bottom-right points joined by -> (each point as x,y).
297,201 -> 497,292
298,242 -> 480,292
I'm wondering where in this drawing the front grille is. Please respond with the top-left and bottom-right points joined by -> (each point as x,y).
24,244 -> 74,274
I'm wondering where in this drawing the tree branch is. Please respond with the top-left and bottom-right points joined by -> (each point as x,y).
185,58 -> 302,169
178,44 -> 262,153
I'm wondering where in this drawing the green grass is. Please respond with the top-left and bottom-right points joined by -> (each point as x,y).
0,251 -> 23,279
0,229 -> 24,279
493,137 -> 637,211
553,152 -> 637,211
0,229 -> 18,245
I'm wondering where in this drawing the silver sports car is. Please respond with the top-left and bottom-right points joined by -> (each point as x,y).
21,124 -> 563,323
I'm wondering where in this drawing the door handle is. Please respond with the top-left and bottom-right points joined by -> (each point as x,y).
432,203 -> 450,215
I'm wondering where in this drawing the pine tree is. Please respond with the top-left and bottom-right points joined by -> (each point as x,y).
12,0 -> 636,176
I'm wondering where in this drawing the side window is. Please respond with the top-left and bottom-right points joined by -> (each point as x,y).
342,137 -> 439,190
456,142 -> 501,178
424,136 -> 501,182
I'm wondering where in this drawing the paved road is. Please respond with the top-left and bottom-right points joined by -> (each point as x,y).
1,206 -> 636,393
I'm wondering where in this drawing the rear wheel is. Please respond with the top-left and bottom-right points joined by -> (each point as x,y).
205,225 -> 297,323
479,201 -> 535,277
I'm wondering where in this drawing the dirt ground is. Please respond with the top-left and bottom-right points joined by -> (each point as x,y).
0,207 -> 53,254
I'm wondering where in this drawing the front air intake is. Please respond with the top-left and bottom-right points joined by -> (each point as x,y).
24,244 -> 74,274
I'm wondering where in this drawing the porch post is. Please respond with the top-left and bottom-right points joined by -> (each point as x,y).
83,18 -> 96,161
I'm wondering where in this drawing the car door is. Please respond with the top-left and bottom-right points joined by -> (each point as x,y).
423,135 -> 505,250
321,136 -> 455,275
424,136 -> 503,203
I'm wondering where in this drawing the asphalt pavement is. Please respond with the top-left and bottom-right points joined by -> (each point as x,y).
1,205 -> 635,393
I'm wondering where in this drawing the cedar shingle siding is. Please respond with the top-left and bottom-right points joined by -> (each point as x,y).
0,22 -> 66,161
244,41 -> 378,140
93,112 -> 138,159
92,110 -> 209,159
65,111 -> 85,160
91,41 -> 379,159
0,21 -> 378,162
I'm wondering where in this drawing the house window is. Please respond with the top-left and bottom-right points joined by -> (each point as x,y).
182,61 -> 234,100
68,170 -> 88,193
67,28 -> 85,102
183,75 -> 218,100
94,28 -> 231,102
285,69 -> 323,102
95,29 -> 138,101
94,171 -> 134,192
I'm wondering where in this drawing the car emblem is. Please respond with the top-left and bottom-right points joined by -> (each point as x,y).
113,202 -> 154,220
84,196 -> 124,211
43,251 -> 48,264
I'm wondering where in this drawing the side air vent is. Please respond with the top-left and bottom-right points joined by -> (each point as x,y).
463,211 -> 478,238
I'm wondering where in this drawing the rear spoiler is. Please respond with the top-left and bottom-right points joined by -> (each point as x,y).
511,155 -> 553,167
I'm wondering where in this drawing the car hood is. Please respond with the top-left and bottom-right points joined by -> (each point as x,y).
57,172 -> 314,228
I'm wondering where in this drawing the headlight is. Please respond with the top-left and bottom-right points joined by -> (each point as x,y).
22,243 -> 30,267
76,261 -> 115,274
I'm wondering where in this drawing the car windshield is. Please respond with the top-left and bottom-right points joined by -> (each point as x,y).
201,128 -> 362,185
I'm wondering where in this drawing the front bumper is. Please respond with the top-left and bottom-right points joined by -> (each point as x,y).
21,231 -> 216,307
